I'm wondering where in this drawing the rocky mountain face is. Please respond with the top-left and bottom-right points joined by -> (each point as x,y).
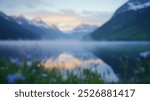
66,24 -> 98,40
115,0 -> 150,14
86,0 -> 150,41
0,12 -> 64,40
0,12 -> 37,40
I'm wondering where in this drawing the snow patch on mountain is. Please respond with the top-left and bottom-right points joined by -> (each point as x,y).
69,24 -> 98,33
13,16 -> 55,29
65,24 -> 98,40
31,17 -> 49,29
115,0 -> 150,15
128,1 -> 150,10
17,21 -> 23,25
0,11 -> 10,20
12,16 -> 31,25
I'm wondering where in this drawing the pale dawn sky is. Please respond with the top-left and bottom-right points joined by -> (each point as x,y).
0,0 -> 128,31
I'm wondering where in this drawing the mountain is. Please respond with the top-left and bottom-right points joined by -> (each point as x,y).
0,11 -> 38,40
12,16 -> 64,40
66,24 -> 98,40
86,0 -> 150,41
0,11 -> 64,40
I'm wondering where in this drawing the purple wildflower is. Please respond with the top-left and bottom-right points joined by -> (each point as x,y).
32,69 -> 37,74
10,58 -> 22,66
41,73 -> 48,78
7,74 -> 25,84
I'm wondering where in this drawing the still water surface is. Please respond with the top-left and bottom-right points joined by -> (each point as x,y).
0,41 -> 150,82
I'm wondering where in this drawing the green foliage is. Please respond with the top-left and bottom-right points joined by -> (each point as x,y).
0,58 -> 150,84
89,7 -> 150,41
0,60 -> 104,84
119,57 -> 150,84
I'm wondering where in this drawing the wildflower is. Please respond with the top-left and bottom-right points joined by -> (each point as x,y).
7,74 -> 25,84
31,69 -> 37,74
140,51 -> 150,58
26,61 -> 32,67
41,73 -> 48,78
10,58 -> 22,66
26,54 -> 32,60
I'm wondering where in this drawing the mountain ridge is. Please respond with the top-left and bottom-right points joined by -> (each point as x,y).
85,0 -> 150,41
66,24 -> 98,40
0,11 -> 64,40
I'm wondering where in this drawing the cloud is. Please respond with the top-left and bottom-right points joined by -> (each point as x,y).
0,0 -> 116,31
0,0 -> 54,12
82,10 -> 113,23
23,10 -> 81,31
0,0 -> 114,32
59,9 -> 79,16
20,9 -> 113,31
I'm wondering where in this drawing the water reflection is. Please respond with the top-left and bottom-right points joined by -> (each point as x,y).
44,53 -> 81,69
43,53 -> 119,83
0,41 -> 150,83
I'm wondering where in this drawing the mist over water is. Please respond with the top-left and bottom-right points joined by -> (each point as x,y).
0,40 -> 102,60
0,40 -> 150,82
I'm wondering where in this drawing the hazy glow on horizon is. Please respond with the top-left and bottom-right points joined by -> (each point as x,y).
0,0 -> 128,31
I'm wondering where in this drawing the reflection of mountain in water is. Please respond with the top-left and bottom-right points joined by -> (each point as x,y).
1,41 -> 150,83
43,53 -> 119,83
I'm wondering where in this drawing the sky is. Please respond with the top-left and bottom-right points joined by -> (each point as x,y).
0,0 -> 128,32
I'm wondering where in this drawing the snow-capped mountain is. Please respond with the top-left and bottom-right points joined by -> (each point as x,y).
31,17 -> 49,29
0,11 -> 65,40
0,11 -> 9,20
12,15 -> 64,40
12,15 -> 30,25
0,11 -> 39,40
86,0 -> 150,41
69,24 -> 98,34
13,16 -> 57,30
66,24 -> 98,40
115,0 -> 150,15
